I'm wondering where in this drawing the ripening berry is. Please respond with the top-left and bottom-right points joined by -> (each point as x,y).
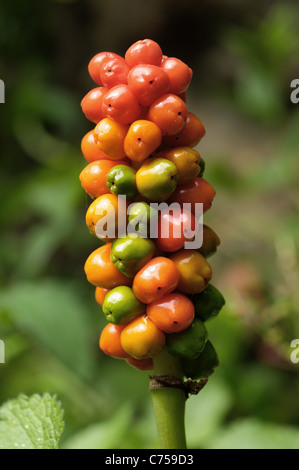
102,85 -> 142,125
94,118 -> 129,160
125,39 -> 163,67
100,56 -> 130,88
81,130 -> 112,163
84,243 -> 132,289
127,64 -> 169,106
120,315 -> 166,359
147,292 -> 195,334
162,112 -> 205,148
88,51 -> 123,85
160,57 -> 192,95
133,257 -> 180,304
81,87 -> 108,123
99,323 -> 129,359
168,177 -> 216,214
169,250 -> 213,295
95,287 -> 110,306
124,120 -> 162,162
79,159 -> 129,198
147,94 -> 187,136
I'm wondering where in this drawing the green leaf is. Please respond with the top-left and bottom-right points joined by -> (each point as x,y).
209,418 -> 299,449
0,393 -> 64,449
0,279 -> 97,379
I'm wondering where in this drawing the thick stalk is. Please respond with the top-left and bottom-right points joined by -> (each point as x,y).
150,350 -> 187,449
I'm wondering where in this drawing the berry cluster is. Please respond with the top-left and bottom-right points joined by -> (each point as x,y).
81,39 -> 224,379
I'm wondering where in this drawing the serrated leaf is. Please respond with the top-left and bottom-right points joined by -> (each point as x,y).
0,393 -> 64,449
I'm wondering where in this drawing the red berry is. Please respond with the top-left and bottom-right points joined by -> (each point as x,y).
147,93 -> 187,136
100,57 -> 130,88
88,52 -> 121,85
127,64 -> 169,107
162,112 -> 205,148
102,85 -> 142,125
81,87 -> 108,123
125,39 -> 162,67
160,57 -> 192,95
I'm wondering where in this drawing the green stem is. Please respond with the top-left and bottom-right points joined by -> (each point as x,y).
150,350 -> 187,449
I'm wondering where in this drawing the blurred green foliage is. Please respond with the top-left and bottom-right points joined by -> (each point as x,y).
0,0 -> 299,449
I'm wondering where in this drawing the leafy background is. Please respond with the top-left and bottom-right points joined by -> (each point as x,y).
0,0 -> 299,449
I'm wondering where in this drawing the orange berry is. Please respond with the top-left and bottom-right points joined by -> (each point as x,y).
95,287 -> 110,306
99,323 -> 129,359
79,159 -> 128,199
169,249 -> 212,295
84,243 -> 132,289
133,257 -> 180,304
85,193 -> 126,241
124,120 -> 162,162
147,292 -> 195,334
147,93 -> 187,136
162,112 -> 205,148
156,146 -> 201,185
81,130 -> 112,163
94,118 -> 128,160
120,315 -> 165,359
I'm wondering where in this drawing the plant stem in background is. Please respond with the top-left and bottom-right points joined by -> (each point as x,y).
150,350 -> 187,449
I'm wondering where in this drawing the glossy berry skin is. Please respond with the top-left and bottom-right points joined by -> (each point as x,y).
111,234 -> 156,278
124,120 -> 162,162
160,57 -> 192,95
84,243 -> 132,289
100,56 -> 130,88
81,130 -> 112,163
127,64 -> 169,106
147,292 -> 195,334
79,159 -> 128,199
125,39 -> 163,67
120,314 -> 166,359
95,287 -> 110,306
81,87 -> 108,123
88,51 -> 123,85
156,207 -> 199,252
133,257 -> 180,304
169,249 -> 212,295
162,112 -> 205,148
85,193 -> 126,241
166,318 -> 208,360
106,165 -> 138,200
127,201 -> 158,238
157,146 -> 201,185
94,118 -> 128,160
199,224 -> 221,258
192,284 -> 225,322
169,177 -> 216,214
136,157 -> 178,202
147,93 -> 187,136
102,286 -> 145,325
125,356 -> 154,371
182,340 -> 219,380
99,323 -> 129,359
102,85 -> 142,125
85,193 -> 127,242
